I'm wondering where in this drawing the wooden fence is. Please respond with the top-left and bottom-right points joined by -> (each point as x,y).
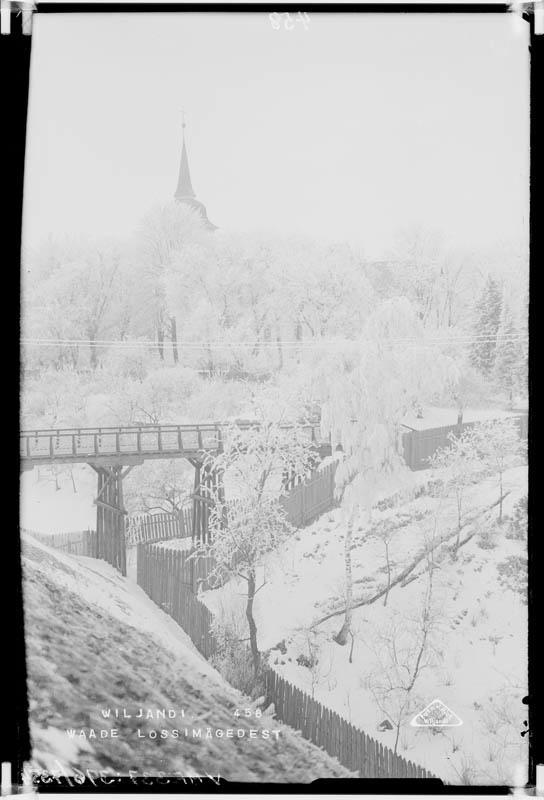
128,462 -> 339,546
402,414 -> 528,471
137,543 -> 217,659
280,462 -> 337,527
264,670 -> 436,779
22,528 -> 97,557
136,542 -> 435,779
125,508 -> 193,545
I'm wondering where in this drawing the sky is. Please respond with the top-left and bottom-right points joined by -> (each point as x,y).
23,11 -> 530,258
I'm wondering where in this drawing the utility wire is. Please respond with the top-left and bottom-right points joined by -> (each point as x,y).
21,334 -> 528,349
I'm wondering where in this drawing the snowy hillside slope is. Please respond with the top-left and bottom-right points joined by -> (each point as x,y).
202,466 -> 528,785
22,536 -> 353,782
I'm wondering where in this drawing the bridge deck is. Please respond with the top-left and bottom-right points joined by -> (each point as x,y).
20,423 -> 328,468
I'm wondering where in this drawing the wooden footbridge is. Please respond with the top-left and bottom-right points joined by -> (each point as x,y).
20,423 -> 331,576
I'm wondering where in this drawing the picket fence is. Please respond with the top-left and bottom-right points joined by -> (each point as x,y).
137,543 -> 217,659
401,414 -> 528,471
279,462 -> 337,527
22,528 -> 97,557
130,462 -> 339,546
265,670 -> 436,779
125,508 -> 193,546
136,542 -> 436,780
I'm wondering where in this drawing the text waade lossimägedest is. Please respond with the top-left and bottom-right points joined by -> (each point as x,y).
67,708 -> 282,740
66,728 -> 282,740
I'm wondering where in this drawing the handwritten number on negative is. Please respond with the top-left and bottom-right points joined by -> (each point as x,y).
269,12 -> 310,30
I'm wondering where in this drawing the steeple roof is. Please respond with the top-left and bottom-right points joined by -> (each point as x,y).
175,125 -> 196,200
173,117 -> 217,231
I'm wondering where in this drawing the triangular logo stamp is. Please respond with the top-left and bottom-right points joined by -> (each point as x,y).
410,698 -> 463,727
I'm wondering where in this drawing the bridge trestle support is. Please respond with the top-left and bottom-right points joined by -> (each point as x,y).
90,464 -> 128,577
190,460 -> 225,545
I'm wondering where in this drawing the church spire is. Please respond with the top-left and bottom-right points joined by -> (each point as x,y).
175,114 -> 196,200
173,113 -> 217,231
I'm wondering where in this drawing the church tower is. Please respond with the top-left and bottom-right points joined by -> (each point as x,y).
174,116 -> 217,231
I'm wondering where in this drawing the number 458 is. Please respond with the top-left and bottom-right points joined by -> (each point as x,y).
269,12 -> 310,30
234,708 -> 263,718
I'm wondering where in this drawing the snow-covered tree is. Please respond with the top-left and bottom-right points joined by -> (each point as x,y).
124,459 -> 193,516
493,303 -> 524,408
21,368 -> 88,428
366,575 -> 443,754
442,359 -> 491,426
282,240 -> 373,339
469,276 -> 503,377
316,297 -> 455,645
193,419 -> 315,677
134,202 -> 208,361
385,227 -> 472,328
23,238 -> 134,370
387,227 -> 445,326
370,520 -> 398,607
473,417 -> 525,522
430,428 -> 482,551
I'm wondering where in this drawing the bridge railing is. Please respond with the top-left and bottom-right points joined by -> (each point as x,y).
20,425 -> 223,461
20,422 -> 324,462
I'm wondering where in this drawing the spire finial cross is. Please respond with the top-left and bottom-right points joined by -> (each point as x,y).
181,108 -> 186,130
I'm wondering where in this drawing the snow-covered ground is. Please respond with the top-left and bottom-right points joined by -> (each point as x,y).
20,465 -> 97,533
200,465 -> 528,785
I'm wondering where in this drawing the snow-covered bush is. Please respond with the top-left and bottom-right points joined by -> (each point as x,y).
476,525 -> 500,551
184,378 -> 252,422
506,495 -> 528,541
132,367 -> 202,423
21,369 -> 89,428
209,604 -> 256,695
99,348 -> 153,382
496,555 -> 527,602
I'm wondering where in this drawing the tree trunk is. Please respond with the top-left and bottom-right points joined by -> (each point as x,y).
334,516 -> 354,645
246,570 -> 260,676
276,327 -> 283,370
206,342 -> 214,376
457,409 -> 463,427
383,542 -> 391,606
157,327 -> 164,361
394,723 -> 401,755
170,316 -> 179,365
456,491 -> 463,550
89,335 -> 98,370
69,345 -> 79,369
295,320 -> 303,364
